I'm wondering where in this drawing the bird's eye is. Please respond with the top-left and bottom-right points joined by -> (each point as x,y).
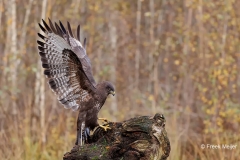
107,86 -> 112,91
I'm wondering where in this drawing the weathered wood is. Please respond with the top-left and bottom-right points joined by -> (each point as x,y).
63,113 -> 170,160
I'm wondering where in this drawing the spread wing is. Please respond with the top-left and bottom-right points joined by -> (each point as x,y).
37,19 -> 97,111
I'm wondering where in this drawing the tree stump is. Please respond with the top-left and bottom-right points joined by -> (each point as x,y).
63,113 -> 170,160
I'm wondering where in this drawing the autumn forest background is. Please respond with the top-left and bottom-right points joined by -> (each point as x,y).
0,0 -> 240,159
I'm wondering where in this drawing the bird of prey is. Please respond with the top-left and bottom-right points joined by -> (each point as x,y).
37,19 -> 115,145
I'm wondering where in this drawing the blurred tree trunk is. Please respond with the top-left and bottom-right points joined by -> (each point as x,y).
19,0 -> 34,54
34,0 -> 47,148
1,2 -> 11,87
135,0 -> 141,89
156,3 -> 165,109
197,0 -> 204,68
164,1 -> 172,95
0,1 -> 2,30
238,57 -> 240,103
108,12 -> 118,120
9,0 -> 17,116
150,0 -> 157,114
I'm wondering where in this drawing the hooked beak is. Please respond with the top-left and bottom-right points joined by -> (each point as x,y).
110,91 -> 115,96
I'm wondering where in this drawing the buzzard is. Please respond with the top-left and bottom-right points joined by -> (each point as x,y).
37,19 -> 115,145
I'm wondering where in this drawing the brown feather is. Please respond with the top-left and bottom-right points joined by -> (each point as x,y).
38,33 -> 46,40
38,23 -> 46,32
42,19 -> 52,32
48,18 -> 57,34
77,25 -> 81,41
55,22 -> 63,37
37,40 -> 44,46
67,21 -> 74,37
59,20 -> 67,34
83,38 -> 87,49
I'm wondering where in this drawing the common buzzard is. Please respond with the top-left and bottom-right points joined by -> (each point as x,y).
37,19 -> 115,145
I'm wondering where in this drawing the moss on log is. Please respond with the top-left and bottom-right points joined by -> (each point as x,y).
63,113 -> 170,160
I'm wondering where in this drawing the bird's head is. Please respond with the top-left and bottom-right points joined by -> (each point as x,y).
102,81 -> 115,96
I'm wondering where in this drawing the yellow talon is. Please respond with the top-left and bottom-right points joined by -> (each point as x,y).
98,118 -> 109,123
99,124 -> 111,131
98,118 -> 111,131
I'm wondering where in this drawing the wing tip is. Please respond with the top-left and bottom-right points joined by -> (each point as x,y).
42,19 -> 52,32
59,20 -> 67,34
38,23 -> 46,32
83,38 -> 87,49
67,21 -> 74,37
77,25 -> 80,41
48,18 -> 57,33
38,33 -> 46,40
37,40 -> 44,46
38,46 -> 44,52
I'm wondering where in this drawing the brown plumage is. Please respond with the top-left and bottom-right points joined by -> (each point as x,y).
37,19 -> 115,145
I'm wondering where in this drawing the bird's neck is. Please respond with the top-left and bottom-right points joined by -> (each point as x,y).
95,84 -> 108,102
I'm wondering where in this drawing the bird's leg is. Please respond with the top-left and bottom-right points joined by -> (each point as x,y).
98,118 -> 109,123
75,119 -> 82,145
75,112 -> 86,146
80,122 -> 85,146
75,121 -> 84,146
83,127 -> 90,143
98,118 -> 111,131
